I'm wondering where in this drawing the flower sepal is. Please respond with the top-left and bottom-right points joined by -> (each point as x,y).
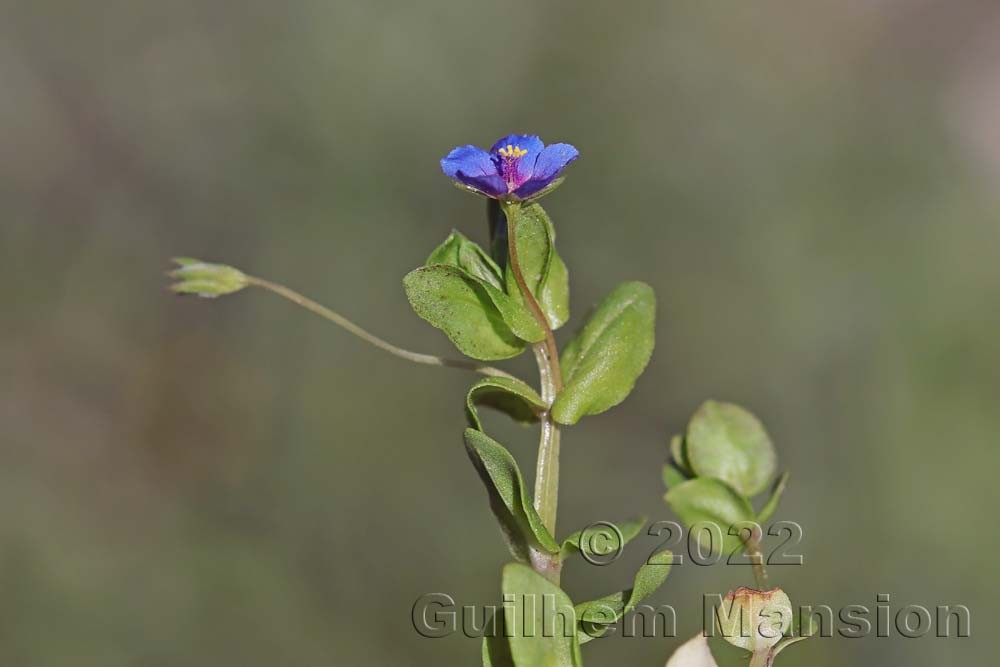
450,176 -> 565,204
519,176 -> 565,203
450,178 -> 494,199
715,587 -> 793,655
168,258 -> 249,298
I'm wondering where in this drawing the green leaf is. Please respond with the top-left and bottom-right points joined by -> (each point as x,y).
756,472 -> 789,524
404,265 -> 526,360
505,203 -> 570,330
662,463 -> 689,490
502,563 -> 583,667
664,477 -> 754,558
575,549 -> 673,644
539,251 -> 570,330
670,434 -> 693,475
482,610 -> 515,667
424,233 -> 545,343
559,516 -> 646,561
426,230 -> 504,290
464,429 -> 559,561
552,282 -> 656,425
466,376 -> 545,431
685,401 -> 777,497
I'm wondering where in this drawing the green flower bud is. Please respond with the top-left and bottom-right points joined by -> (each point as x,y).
715,587 -> 792,654
169,258 -> 248,298
685,401 -> 776,497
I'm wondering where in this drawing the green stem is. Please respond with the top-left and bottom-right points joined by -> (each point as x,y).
532,344 -> 561,533
745,534 -> 770,589
502,206 -> 563,393
504,202 -> 564,585
246,276 -> 516,380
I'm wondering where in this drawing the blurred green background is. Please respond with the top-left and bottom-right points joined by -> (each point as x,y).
1,1 -> 997,665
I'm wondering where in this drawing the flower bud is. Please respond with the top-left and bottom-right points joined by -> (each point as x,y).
715,587 -> 792,653
169,258 -> 248,298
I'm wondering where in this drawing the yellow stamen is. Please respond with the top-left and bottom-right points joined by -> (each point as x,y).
498,145 -> 529,158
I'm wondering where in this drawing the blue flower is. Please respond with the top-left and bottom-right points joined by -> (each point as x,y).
441,134 -> 579,200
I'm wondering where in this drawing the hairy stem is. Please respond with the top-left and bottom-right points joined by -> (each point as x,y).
504,202 -> 564,585
246,276 -> 516,380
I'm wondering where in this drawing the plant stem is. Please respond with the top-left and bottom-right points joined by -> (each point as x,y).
504,202 -> 564,585
531,344 -> 561,534
246,276 -> 516,380
745,534 -> 770,589
503,210 -> 563,394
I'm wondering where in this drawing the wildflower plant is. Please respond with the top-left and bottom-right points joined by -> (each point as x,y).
170,134 -> 811,666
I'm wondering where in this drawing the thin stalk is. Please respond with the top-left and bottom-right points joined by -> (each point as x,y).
504,202 -> 564,585
745,534 -> 770,589
246,275 -> 516,380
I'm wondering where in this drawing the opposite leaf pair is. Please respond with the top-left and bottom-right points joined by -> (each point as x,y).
664,401 -> 789,557
482,558 -> 675,666
405,203 -> 656,426
403,204 -> 567,361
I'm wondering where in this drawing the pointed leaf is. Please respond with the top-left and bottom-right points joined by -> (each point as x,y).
480,281 -> 546,343
664,478 -> 754,558
464,429 -> 559,561
424,233 -> 544,343
756,472 -> 789,524
466,376 -> 545,431
552,282 -> 656,425
404,265 -> 526,360
505,203 -> 570,330
426,230 -> 504,290
559,516 -> 646,561
502,563 -> 583,667
575,549 -> 673,644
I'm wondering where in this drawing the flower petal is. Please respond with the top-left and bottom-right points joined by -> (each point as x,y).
457,172 -> 507,198
513,143 -> 579,198
441,145 -> 496,179
528,143 -> 579,180
490,134 -> 544,157
441,145 -> 506,197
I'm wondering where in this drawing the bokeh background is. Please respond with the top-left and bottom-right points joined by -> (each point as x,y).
2,1 -> 997,665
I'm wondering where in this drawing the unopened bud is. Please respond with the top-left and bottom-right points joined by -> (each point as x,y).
169,258 -> 248,298
715,587 -> 792,653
